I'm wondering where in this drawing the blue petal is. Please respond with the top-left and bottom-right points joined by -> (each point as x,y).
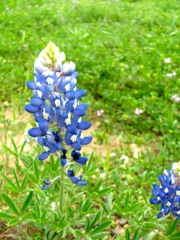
150,198 -> 159,205
55,142 -> 61,151
73,108 -> 86,116
65,132 -> 72,145
66,125 -> 76,134
164,206 -> 170,215
41,185 -> 51,190
65,100 -> 75,112
71,116 -> 79,127
72,142 -> 81,150
38,151 -> 50,160
78,121 -> 91,130
67,169 -> 75,177
75,157 -> 88,165
157,212 -> 163,218
26,81 -> 37,90
153,184 -> 160,191
25,104 -> 40,113
30,97 -> 44,106
45,143 -> 57,153
38,119 -> 49,132
57,115 -> 66,128
38,137 -> 44,146
81,136 -> 93,145
73,104 -> 88,116
69,176 -> 79,184
65,91 -> 76,100
61,158 -> 68,166
28,128 -> 42,137
59,78 -> 67,93
75,90 -> 86,98
77,180 -> 87,186
158,175 -> 165,183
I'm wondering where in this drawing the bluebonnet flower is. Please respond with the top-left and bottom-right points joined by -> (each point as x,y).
150,162 -> 180,219
25,42 -> 92,188
67,169 -> 87,186
41,179 -> 52,190
71,150 -> 88,166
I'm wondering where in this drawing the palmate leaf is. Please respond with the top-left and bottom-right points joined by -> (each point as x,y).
2,193 -> 19,215
21,191 -> 34,214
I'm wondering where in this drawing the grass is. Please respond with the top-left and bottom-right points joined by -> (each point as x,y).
0,0 -> 180,239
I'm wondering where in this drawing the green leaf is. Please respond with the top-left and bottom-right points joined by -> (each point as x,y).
125,228 -> 130,240
166,218 -> 178,236
21,191 -> 33,214
13,169 -> 20,190
50,154 -> 55,171
141,187 -> 149,205
83,152 -> 94,173
132,227 -> 140,240
89,210 -> 101,231
128,203 -> 140,212
51,232 -> 59,240
98,187 -> 111,196
141,231 -> 158,240
20,141 -> 26,154
85,216 -> 90,233
93,179 -> 103,192
1,173 -> 19,192
33,160 -> 39,182
35,201 -> 41,219
21,173 -> 28,191
80,199 -> 92,213
75,230 -> 84,237
0,212 -> 14,220
11,137 -> 18,153
3,145 -> 17,157
91,232 -> 108,239
2,193 -> 19,215
91,221 -> 112,235
7,218 -> 19,226
169,232 -> 180,240
125,192 -> 129,211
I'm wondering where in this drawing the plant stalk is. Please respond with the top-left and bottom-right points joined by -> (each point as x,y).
60,163 -> 65,214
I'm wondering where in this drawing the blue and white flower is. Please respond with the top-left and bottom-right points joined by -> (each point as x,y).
25,42 -> 92,188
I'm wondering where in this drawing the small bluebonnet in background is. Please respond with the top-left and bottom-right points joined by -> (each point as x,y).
25,42 -> 92,188
150,162 -> 180,219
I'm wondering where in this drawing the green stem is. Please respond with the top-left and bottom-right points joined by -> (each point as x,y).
60,164 -> 65,214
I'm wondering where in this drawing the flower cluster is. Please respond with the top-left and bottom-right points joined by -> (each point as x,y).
25,42 -> 92,187
172,94 -> 180,103
150,162 -> 180,219
135,108 -> 143,115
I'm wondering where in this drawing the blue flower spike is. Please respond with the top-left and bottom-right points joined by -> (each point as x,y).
25,41 -> 92,189
150,162 -> 180,219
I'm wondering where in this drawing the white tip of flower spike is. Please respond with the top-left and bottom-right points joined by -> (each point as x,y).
171,162 -> 180,177
34,41 -> 66,74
